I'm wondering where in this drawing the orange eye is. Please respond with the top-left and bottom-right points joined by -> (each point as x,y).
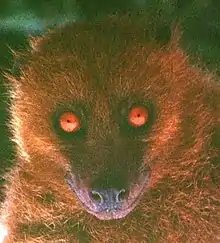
59,112 -> 80,133
128,106 -> 148,127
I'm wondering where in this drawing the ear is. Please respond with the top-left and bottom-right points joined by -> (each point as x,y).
28,35 -> 44,52
4,35 -> 43,84
154,21 -> 172,44
2,47 -> 23,85
135,10 -> 177,46
154,21 -> 182,47
11,50 -> 23,79
168,23 -> 182,48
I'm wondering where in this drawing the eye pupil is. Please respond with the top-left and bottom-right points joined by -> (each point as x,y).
59,112 -> 80,133
128,106 -> 148,128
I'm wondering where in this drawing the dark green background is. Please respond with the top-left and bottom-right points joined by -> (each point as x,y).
0,0 -> 220,199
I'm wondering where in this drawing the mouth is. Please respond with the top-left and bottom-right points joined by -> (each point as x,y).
65,168 -> 151,220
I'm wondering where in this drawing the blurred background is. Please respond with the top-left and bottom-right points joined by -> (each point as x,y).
0,0 -> 220,200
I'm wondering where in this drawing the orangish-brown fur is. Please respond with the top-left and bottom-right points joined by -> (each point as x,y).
1,14 -> 220,242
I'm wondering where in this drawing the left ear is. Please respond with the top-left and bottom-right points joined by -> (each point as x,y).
11,50 -> 23,79
4,34 -> 42,83
2,47 -> 23,85
28,35 -> 44,52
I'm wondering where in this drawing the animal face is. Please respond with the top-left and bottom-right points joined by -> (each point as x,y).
7,16 -> 219,241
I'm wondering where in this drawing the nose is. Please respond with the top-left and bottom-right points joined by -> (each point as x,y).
90,188 -> 127,212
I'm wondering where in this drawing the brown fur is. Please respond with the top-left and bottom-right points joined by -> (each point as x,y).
1,15 -> 220,242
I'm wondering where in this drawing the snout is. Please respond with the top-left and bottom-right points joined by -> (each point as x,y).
90,188 -> 126,212
65,168 -> 151,220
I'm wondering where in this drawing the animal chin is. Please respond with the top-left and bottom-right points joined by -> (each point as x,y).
65,169 -> 151,220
